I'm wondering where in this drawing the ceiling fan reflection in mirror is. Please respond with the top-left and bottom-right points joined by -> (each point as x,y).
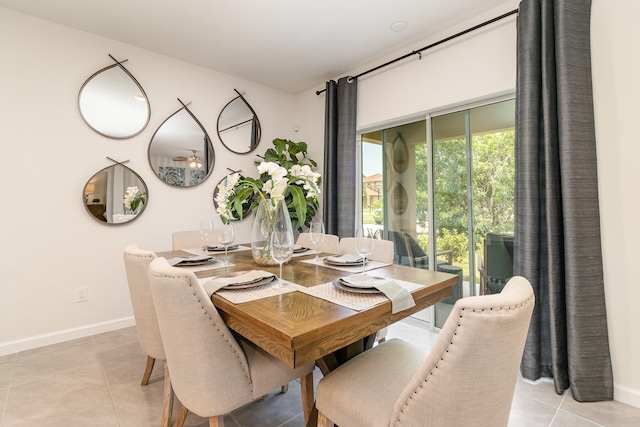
173,150 -> 203,169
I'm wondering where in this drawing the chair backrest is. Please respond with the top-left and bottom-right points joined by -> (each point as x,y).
122,244 -> 165,360
336,237 -> 394,263
387,230 -> 410,265
296,232 -> 339,254
148,257 -> 254,416
391,276 -> 534,426
172,230 -> 205,250
484,232 -> 514,294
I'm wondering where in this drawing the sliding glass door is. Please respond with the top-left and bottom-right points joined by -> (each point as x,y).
361,97 -> 515,329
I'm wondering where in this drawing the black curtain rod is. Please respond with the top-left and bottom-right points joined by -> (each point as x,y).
316,8 -> 518,95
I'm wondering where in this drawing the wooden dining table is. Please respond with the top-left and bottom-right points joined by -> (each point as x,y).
157,246 -> 457,426
157,246 -> 457,373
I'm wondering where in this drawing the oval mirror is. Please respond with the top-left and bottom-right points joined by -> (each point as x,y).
83,162 -> 148,224
217,89 -> 261,154
148,104 -> 214,187
78,57 -> 150,139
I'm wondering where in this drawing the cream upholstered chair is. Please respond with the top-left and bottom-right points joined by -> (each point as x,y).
147,257 -> 316,427
296,232 -> 339,254
122,245 -> 174,427
172,230 -> 206,250
315,276 -> 535,427
337,237 -> 395,343
336,237 -> 394,263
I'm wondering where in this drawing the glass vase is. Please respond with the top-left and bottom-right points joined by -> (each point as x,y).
251,199 -> 278,266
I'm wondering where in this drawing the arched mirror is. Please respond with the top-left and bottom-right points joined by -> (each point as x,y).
217,89 -> 261,154
83,160 -> 148,224
78,55 -> 150,139
148,101 -> 214,187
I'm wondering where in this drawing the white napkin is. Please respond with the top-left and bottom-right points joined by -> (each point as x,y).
326,254 -> 363,264
202,270 -> 276,296
167,255 -> 213,266
342,274 -> 416,314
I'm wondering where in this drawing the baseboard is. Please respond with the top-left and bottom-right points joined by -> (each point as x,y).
614,383 -> 640,409
0,316 -> 135,357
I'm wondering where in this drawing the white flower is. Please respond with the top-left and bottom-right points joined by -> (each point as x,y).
257,162 -> 287,181
124,186 -> 145,210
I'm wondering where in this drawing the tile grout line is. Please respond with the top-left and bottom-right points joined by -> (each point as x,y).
92,334 -> 122,427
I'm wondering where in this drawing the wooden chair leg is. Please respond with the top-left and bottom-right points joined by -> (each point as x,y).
161,362 -> 173,427
280,384 -> 289,393
176,401 -> 188,427
141,355 -> 155,386
317,411 -> 333,427
208,415 -> 224,427
300,372 -> 314,425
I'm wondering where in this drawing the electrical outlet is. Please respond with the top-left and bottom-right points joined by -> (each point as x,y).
76,287 -> 88,303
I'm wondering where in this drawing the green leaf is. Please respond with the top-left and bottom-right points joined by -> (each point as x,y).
288,185 -> 307,231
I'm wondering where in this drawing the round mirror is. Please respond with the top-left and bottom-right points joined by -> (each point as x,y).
78,60 -> 150,139
217,90 -> 261,154
83,163 -> 148,224
148,105 -> 214,187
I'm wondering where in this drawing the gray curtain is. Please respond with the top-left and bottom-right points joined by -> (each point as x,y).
323,77 -> 358,237
515,0 -> 613,400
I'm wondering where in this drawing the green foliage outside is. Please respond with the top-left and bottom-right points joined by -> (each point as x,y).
415,131 -> 515,270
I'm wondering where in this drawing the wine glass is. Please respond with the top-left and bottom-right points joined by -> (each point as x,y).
199,219 -> 215,254
355,228 -> 374,275
270,201 -> 294,287
309,221 -> 325,262
218,223 -> 235,265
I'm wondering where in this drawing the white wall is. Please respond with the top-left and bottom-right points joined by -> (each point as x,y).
0,8 -> 298,350
591,0 -> 640,408
296,0 -> 640,408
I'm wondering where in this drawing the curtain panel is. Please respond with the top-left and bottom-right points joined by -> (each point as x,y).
323,77 -> 358,237
515,0 -> 613,400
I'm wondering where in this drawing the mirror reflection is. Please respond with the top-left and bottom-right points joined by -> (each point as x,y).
83,163 -> 148,224
148,106 -> 214,187
217,90 -> 261,154
78,59 -> 150,139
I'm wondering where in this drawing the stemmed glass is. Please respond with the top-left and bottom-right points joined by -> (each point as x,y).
309,221 -> 325,262
270,201 -> 294,287
218,223 -> 235,266
199,219 -> 215,255
355,228 -> 374,275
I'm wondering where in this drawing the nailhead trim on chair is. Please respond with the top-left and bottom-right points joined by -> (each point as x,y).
395,296 -> 535,424
154,271 -> 253,388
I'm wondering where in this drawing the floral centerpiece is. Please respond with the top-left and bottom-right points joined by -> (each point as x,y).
215,138 -> 321,265
215,138 -> 321,229
123,186 -> 146,214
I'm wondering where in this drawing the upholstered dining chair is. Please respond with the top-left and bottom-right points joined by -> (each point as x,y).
315,276 -> 535,427
296,232 -> 339,254
122,244 -> 174,427
172,230 -> 206,250
147,257 -> 316,427
336,237 -> 395,343
336,237 -> 394,263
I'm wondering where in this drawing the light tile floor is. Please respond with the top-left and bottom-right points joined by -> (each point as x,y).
1,322 -> 638,426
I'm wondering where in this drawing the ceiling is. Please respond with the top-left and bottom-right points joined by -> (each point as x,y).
1,0 -> 513,93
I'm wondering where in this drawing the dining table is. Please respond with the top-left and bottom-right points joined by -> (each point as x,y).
157,244 -> 457,426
